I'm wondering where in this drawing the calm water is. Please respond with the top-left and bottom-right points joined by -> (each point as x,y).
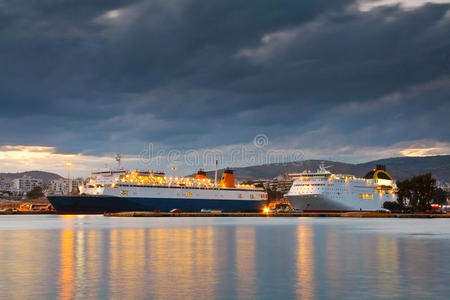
0,216 -> 449,299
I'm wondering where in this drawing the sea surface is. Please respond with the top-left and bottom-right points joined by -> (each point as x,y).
0,216 -> 449,300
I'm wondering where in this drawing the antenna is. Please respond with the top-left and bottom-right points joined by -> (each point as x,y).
115,153 -> 122,170
214,158 -> 218,187
171,167 -> 177,177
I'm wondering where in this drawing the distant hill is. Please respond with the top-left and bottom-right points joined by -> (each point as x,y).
0,171 -> 63,184
196,155 -> 450,184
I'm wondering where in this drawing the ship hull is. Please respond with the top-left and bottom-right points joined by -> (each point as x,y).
286,194 -> 384,212
48,195 -> 266,214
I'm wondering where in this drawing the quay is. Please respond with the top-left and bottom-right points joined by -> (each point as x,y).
0,210 -> 448,218
0,210 -> 56,215
104,211 -> 450,218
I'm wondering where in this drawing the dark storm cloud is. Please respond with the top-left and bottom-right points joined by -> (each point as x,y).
0,0 -> 449,157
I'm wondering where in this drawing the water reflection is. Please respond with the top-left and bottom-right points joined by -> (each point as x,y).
235,227 -> 256,298
296,224 -> 315,300
324,229 -> 403,299
325,231 -> 342,297
374,236 -> 400,299
0,216 -> 448,299
60,229 -> 74,300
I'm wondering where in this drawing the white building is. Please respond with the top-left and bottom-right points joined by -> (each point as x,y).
49,178 -> 83,194
269,175 -> 294,194
12,176 -> 43,194
0,178 -> 11,191
247,175 -> 294,195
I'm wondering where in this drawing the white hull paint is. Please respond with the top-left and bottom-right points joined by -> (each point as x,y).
285,165 -> 397,212
82,184 -> 266,202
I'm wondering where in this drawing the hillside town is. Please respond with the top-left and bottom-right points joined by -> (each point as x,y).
0,175 -> 83,198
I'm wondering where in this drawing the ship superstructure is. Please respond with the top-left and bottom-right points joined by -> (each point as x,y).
48,162 -> 267,214
285,164 -> 397,212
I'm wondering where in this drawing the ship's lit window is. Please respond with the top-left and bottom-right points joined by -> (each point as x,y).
185,192 -> 193,197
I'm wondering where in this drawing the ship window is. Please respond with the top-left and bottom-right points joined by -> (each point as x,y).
250,194 -> 255,199
185,192 -> 192,197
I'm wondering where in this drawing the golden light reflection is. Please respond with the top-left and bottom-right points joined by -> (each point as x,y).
146,227 -> 217,299
109,229 -> 150,298
75,230 -> 87,299
235,227 -> 256,298
60,215 -> 77,219
86,230 -> 102,299
296,225 -> 315,300
375,236 -> 400,298
60,229 -> 74,300
0,231 -> 49,300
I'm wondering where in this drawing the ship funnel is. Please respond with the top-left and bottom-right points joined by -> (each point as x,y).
364,165 -> 393,180
376,164 -> 386,171
219,168 -> 235,188
195,169 -> 207,179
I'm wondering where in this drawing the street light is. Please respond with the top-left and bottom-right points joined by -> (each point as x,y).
66,162 -> 72,196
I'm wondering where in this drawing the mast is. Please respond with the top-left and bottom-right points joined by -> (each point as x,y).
115,153 -> 122,170
214,158 -> 218,187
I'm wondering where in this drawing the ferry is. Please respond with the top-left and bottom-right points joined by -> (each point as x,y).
285,164 -> 397,212
48,158 -> 267,214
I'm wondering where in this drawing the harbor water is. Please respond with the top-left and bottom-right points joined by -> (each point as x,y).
0,216 -> 449,299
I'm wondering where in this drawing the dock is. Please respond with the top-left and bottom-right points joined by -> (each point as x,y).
0,210 -> 56,215
104,211 -> 450,218
0,210 -> 448,218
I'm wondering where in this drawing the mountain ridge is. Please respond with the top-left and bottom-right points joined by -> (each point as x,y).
195,155 -> 450,184
0,171 -> 63,184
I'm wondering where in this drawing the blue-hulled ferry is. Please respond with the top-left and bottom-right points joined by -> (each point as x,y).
48,163 -> 267,214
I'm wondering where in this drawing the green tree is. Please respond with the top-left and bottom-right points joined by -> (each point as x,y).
433,188 -> 448,205
412,173 -> 435,211
397,173 -> 436,211
397,179 -> 411,207
26,186 -> 43,199
383,201 -> 404,212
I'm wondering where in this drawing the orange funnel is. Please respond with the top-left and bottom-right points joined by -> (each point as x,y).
195,169 -> 207,179
219,168 -> 235,188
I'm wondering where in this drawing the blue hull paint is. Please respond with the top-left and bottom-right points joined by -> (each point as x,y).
48,195 -> 266,214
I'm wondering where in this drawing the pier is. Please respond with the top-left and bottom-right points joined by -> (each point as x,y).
103,211 -> 450,218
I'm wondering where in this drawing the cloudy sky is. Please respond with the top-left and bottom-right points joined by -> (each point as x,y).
0,0 -> 449,177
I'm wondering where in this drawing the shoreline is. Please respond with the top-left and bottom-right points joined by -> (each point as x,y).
103,211 -> 450,218
0,211 -> 448,218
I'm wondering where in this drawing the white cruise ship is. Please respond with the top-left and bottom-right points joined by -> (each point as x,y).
285,164 -> 397,212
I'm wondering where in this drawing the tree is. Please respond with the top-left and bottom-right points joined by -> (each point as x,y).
397,173 -> 436,212
396,179 -> 411,207
26,186 -> 43,199
433,188 -> 448,205
412,173 -> 435,211
383,201 -> 405,212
